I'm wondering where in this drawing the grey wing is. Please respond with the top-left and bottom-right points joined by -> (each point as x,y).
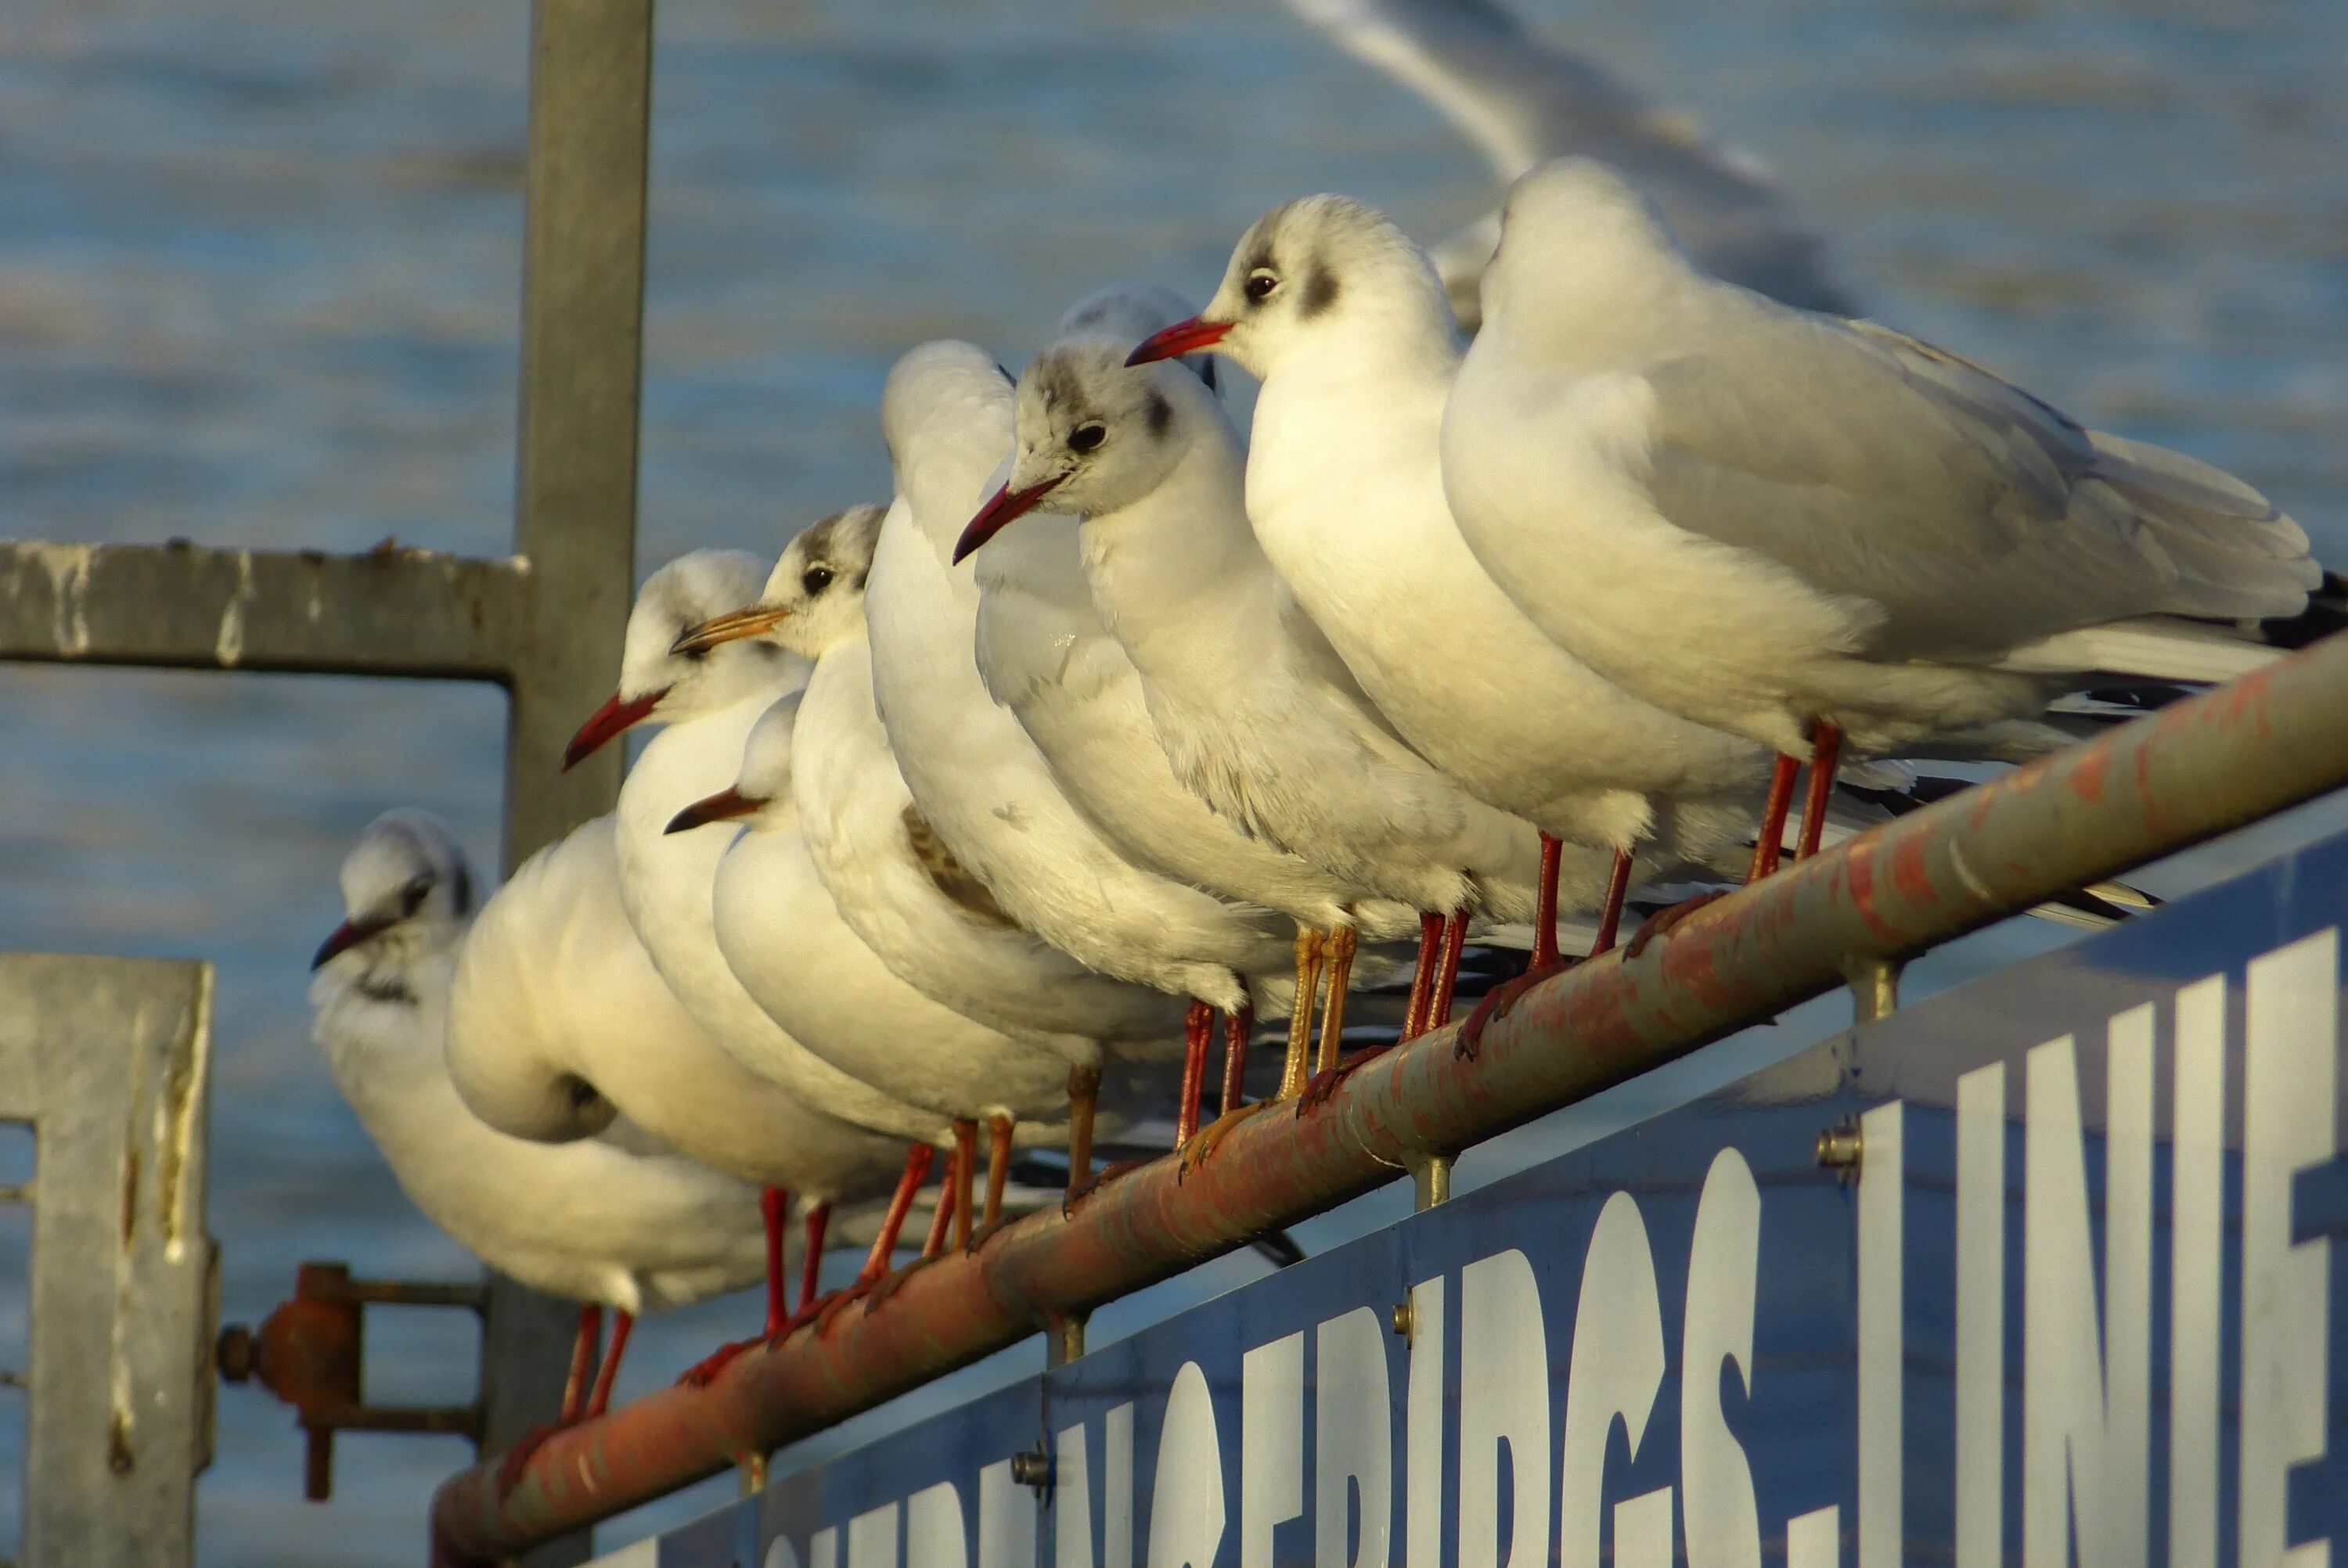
1287,0 -> 1850,315
1641,311 -> 2314,657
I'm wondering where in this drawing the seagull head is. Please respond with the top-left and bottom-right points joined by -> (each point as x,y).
1127,195 -> 1454,379
564,549 -> 794,769
956,336 -> 1215,562
1482,157 -> 1684,333
314,807 -> 475,980
664,694 -> 798,837
670,505 -> 885,665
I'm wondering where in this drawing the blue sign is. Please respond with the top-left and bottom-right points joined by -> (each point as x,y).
610,829 -> 2348,1568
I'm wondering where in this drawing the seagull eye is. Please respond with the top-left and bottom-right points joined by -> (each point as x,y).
801,566 -> 834,595
1244,271 -> 1280,303
1068,423 -> 1106,454
398,877 -> 431,918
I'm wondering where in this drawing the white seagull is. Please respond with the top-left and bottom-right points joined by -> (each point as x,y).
668,505 -> 1204,1194
672,680 -> 1096,1236
960,329 -> 1603,1099
965,283 -> 1433,1106
444,811 -> 918,1366
1123,195 -> 1792,998
1442,157 -> 2328,865
311,808 -> 769,1432
1284,0 -> 1851,327
565,552 -> 956,1325
864,341 -> 1303,1154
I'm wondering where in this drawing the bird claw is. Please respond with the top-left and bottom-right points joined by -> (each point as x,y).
1453,962 -> 1569,1063
1622,891 -> 1730,959
810,1277 -> 880,1333
962,1216 -> 1012,1255
1062,1157 -> 1148,1217
1295,1044 -> 1392,1113
1179,1102 -> 1266,1176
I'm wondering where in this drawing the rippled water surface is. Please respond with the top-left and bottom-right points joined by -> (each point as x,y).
2,0 -> 2343,1559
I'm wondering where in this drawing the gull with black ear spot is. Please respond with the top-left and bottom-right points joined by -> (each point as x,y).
1125,193 -> 2076,1052
668,498 -> 1208,1202
309,809 -> 775,1463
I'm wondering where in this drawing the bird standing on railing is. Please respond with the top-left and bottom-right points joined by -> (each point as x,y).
857,340 -> 1308,1177
309,811 -> 770,1450
566,552 -> 971,1364
1441,156 -> 2329,909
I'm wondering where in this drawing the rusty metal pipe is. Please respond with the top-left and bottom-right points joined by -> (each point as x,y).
430,633 -> 2348,1566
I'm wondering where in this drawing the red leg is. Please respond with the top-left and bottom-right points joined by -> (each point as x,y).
1748,751 -> 1801,883
583,1310 -> 632,1419
559,1303 -> 601,1425
950,1119 -> 978,1253
983,1114 -> 1014,1230
1402,911 -> 1443,1041
1219,1006 -> 1252,1115
921,1142 -> 958,1260
797,1201 -> 830,1317
1592,846 -> 1633,956
1428,908 -> 1470,1030
1532,833 -> 1563,970
1795,720 -> 1843,861
1176,1000 -> 1212,1147
859,1145 -> 935,1283
758,1186 -> 790,1338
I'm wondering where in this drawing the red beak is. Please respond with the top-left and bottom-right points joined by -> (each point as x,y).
953,477 -> 1064,565
664,786 -> 766,835
1125,316 -> 1230,367
312,915 -> 390,971
563,689 -> 664,771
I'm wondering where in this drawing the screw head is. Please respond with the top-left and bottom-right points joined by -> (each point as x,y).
215,1324 -> 256,1383
1816,1121 -> 1864,1174
1010,1448 -> 1053,1491
1390,1301 -> 1413,1338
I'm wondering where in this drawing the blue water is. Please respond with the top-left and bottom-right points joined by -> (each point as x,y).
2,0 -> 2343,1560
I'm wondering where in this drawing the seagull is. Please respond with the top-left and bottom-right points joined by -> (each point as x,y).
1122,195 -> 1802,1002
672,684 -> 1099,1237
444,811 -> 918,1369
564,552 -> 960,1340
966,283 -> 1438,1109
959,327 -> 1615,1103
667,505 -> 1209,1196
311,808 -> 770,1434
1442,156 -> 2329,873
865,341 -> 1304,1158
1283,0 -> 1852,326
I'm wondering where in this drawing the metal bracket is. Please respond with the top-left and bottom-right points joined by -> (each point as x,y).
1843,955 -> 1903,1023
216,1261 -> 487,1501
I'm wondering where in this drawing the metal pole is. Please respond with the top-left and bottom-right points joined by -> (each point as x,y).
476,1 -> 653,1559
430,631 -> 2348,1566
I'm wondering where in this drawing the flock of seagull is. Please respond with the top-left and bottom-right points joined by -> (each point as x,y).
301,0 -> 2328,1451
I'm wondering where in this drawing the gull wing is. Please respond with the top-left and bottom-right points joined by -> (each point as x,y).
1637,306 -> 2313,658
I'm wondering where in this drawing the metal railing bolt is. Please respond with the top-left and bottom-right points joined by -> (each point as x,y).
1817,1119 -> 1864,1178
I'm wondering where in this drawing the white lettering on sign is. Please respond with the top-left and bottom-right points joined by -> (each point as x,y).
1458,1249 -> 1550,1568
1681,1149 -> 1763,1568
1056,1422 -> 1092,1568
1147,1364 -> 1224,1568
1315,1307 -> 1391,1568
2241,931 -> 2336,1568
1856,1099 -> 1903,1568
1955,1060 -> 2004,1568
1404,1275 -> 1445,1568
1560,1193 -> 1666,1568
978,1460 -> 1032,1568
844,1501 -> 896,1568
1241,1332 -> 1304,1568
2170,975 -> 2227,1568
909,1480 -> 968,1568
